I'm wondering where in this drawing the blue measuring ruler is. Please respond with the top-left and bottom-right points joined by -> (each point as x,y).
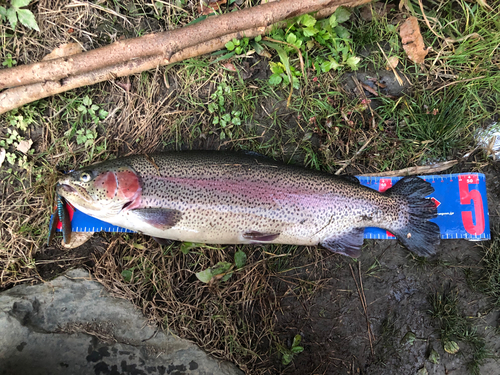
57,173 -> 490,241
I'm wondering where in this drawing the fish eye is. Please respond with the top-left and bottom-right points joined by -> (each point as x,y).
80,172 -> 92,182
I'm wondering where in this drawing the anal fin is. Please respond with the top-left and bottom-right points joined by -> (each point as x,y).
129,208 -> 182,229
321,227 -> 365,258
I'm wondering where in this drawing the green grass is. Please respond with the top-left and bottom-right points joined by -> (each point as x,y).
466,234 -> 500,309
428,288 -> 491,375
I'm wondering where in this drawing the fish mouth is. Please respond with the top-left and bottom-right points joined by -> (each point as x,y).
56,183 -> 92,203
58,184 -> 77,194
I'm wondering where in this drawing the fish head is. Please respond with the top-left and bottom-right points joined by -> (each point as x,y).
56,164 -> 142,219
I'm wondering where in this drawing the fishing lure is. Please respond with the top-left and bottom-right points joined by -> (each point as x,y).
47,194 -> 72,245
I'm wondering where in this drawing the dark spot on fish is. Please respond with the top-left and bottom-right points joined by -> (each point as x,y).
361,215 -> 372,221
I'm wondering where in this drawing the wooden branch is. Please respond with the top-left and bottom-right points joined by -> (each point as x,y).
0,0 -> 371,114
0,28 -> 265,114
0,0 -> 364,90
358,160 -> 458,177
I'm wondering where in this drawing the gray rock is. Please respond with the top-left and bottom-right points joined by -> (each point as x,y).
0,269 -> 243,375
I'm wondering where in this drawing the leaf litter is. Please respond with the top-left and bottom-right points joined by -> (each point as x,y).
399,16 -> 429,64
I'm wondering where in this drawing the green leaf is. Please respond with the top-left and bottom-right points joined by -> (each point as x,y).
0,6 -> 6,20
17,9 -> 39,31
12,0 -> 32,8
121,269 -> 133,283
186,15 -> 207,26
269,62 -> 283,74
401,331 -> 417,346
272,44 -> 293,85
346,56 -> 361,71
443,340 -> 460,354
254,34 -> 262,42
269,73 -> 282,85
232,117 -> 241,126
234,250 -> 247,269
334,6 -> 351,23
196,268 -> 214,283
286,33 -> 297,45
328,14 -> 338,28
98,109 -> 108,119
225,41 -> 235,51
180,241 -> 204,254
302,27 -> 318,37
428,349 -> 440,364
211,51 -> 236,64
195,261 -> 232,283
335,25 -> 350,39
321,59 -> 340,73
207,103 -> 217,114
292,334 -> 302,347
282,353 -> 293,366
252,40 -> 265,55
82,96 -> 92,106
299,14 -> 316,28
235,46 -> 242,54
221,271 -> 233,282
291,346 -> 303,354
6,7 -> 17,29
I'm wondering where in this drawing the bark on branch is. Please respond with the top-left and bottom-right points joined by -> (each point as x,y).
0,0 -> 370,114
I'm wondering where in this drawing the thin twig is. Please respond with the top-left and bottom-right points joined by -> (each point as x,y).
349,263 -> 375,356
335,136 -> 374,175
358,160 -> 458,177
376,43 -> 403,86
432,76 -> 486,94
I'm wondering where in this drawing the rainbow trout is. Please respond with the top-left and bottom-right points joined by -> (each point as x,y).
54,152 -> 440,257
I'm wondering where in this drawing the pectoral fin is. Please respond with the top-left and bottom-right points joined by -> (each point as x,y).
129,208 -> 182,229
243,231 -> 280,242
321,228 -> 365,258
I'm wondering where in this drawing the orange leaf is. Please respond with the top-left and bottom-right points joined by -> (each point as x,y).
400,16 -> 429,64
199,0 -> 227,16
222,62 -> 237,72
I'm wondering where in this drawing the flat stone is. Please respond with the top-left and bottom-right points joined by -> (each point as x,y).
0,269 -> 242,375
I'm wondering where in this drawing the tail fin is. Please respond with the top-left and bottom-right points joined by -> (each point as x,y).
386,176 -> 441,257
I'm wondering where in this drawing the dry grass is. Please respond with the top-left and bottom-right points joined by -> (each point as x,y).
91,236 -> 331,373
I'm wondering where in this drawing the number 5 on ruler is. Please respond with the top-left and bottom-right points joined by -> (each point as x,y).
459,175 -> 485,235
